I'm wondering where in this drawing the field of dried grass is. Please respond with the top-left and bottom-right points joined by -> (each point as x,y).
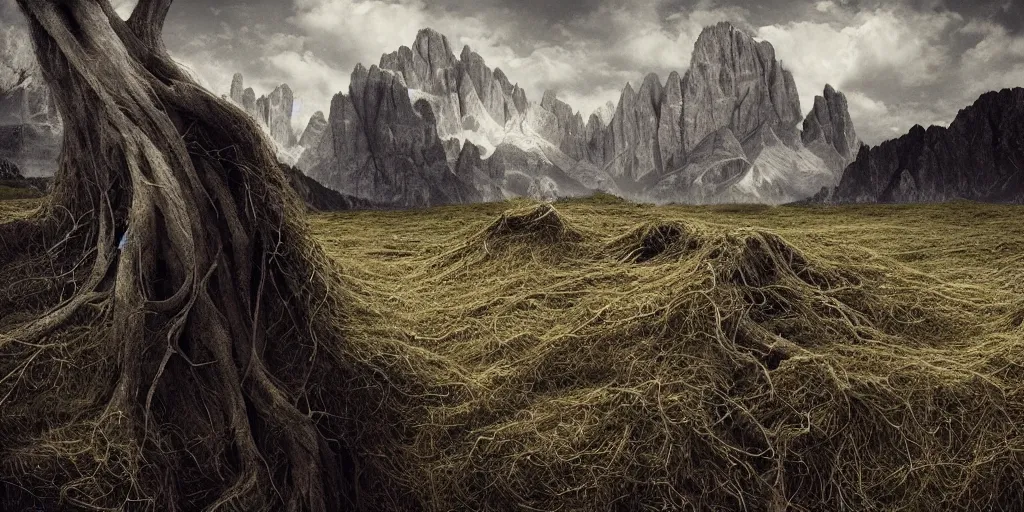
4,195 -> 1024,510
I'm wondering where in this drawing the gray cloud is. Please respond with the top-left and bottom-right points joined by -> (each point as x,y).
2,0 -> 1023,145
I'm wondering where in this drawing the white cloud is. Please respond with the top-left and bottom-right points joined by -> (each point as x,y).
155,0 -> 1024,148
266,50 -> 351,129
757,6 -> 966,143
278,0 -> 754,122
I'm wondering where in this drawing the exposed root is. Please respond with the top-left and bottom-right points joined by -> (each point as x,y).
434,203 -> 586,269
608,221 -> 701,263
323,201 -> 1024,511
3,13 -> 1024,506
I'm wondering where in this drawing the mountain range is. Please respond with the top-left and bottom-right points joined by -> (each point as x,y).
829,87 -> 1024,203
272,23 -> 863,208
2,20 -> 1022,207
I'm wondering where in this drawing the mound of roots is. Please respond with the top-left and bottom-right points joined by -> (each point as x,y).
374,205 -> 1024,511
5,189 -> 1024,511
437,203 -> 586,266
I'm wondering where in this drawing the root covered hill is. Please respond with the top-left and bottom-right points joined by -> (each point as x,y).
4,192 -> 1024,510
326,199 -> 1024,511
4,195 -> 1024,510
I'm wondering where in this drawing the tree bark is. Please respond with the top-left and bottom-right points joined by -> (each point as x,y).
0,1 -> 354,509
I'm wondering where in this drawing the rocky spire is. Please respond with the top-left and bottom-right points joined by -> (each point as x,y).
658,71 -> 684,173
540,91 -> 587,160
680,21 -> 802,154
299,111 -> 327,148
301,63 -> 478,207
266,83 -> 296,148
597,73 -> 664,182
229,72 -> 244,104
242,87 -> 256,117
229,75 -> 297,149
802,84 -> 860,161
379,28 -> 460,94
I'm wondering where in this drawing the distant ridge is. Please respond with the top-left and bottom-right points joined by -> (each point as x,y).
297,23 -> 862,208
832,87 -> 1024,204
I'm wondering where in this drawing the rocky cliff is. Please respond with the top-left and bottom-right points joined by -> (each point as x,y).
298,63 -> 480,207
298,111 -> 327,148
605,73 -> 664,185
833,88 -> 1024,203
280,163 -> 378,211
225,74 -> 298,151
640,22 -> 840,203
298,24 -> 863,206
802,84 -> 861,178
299,28 -> 622,206
557,22 -> 856,204
0,157 -> 20,180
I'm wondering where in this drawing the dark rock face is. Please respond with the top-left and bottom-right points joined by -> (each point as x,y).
255,96 -> 269,128
242,88 -> 256,117
0,157 -> 21,180
834,88 -> 1024,203
443,138 -> 463,165
588,73 -> 665,186
300,64 -> 479,207
802,85 -> 859,160
462,46 -> 517,126
298,111 -> 327,148
264,84 -> 297,147
280,164 -> 378,211
455,141 -> 504,201
621,73 -> 664,183
658,71 -> 685,174
585,114 -> 606,167
296,92 -> 374,193
649,127 -> 748,202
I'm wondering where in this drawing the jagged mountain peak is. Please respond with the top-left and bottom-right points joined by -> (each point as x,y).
640,72 -> 662,90
298,110 -> 328,148
834,87 -> 1024,203
224,72 -> 299,154
540,90 -> 577,116
802,84 -> 860,169
412,27 -> 458,67
273,83 -> 293,96
638,73 -> 663,113
229,72 -> 244,104
694,21 -> 755,44
299,23 -> 861,207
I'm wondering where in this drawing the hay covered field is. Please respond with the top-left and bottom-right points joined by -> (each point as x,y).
4,195 -> 1024,510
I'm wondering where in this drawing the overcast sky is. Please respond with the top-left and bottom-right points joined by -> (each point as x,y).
3,0 -> 1023,144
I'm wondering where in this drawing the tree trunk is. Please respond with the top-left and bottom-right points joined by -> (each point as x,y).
0,1 -> 356,509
